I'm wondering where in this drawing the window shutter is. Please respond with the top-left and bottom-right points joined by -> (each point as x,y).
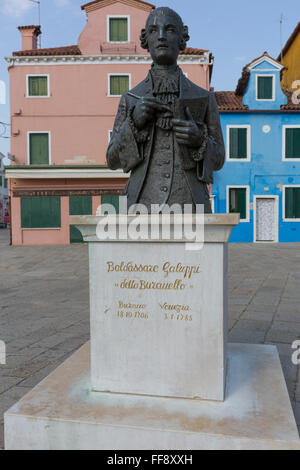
109,18 -> 128,42
29,133 -> 49,165
21,197 -> 60,228
257,76 -> 273,99
295,188 -> 300,218
229,128 -> 247,159
110,76 -> 129,95
286,128 -> 300,159
237,188 -> 247,219
29,76 -> 48,96
101,195 -> 120,214
286,188 -> 300,218
69,196 -> 92,215
229,128 -> 238,158
285,188 -> 294,218
69,196 -> 93,243
229,188 -> 246,219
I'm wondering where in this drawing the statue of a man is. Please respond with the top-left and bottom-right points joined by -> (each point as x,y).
106,7 -> 225,213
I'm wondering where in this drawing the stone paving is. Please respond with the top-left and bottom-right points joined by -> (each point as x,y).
0,227 -> 300,449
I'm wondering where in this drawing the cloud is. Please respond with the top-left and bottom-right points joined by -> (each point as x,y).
1,0 -> 35,18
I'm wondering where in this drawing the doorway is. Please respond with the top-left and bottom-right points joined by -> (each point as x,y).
254,196 -> 278,243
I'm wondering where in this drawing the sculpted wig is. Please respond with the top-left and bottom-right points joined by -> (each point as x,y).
140,7 -> 190,52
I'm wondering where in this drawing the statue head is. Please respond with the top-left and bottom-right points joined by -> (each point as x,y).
140,7 -> 190,66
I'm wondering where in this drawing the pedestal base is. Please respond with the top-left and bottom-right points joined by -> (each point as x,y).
4,342 -> 300,450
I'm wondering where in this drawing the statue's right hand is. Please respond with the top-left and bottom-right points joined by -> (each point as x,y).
132,97 -> 172,130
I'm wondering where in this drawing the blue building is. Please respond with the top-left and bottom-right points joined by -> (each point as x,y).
213,52 -> 300,242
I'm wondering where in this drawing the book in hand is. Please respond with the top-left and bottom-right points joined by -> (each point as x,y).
174,98 -> 207,124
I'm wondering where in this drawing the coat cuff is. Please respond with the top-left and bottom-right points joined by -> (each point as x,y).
128,106 -> 150,144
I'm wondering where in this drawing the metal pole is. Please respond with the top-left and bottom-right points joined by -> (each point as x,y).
28,0 -> 41,48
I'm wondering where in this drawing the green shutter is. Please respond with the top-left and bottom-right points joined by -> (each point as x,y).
69,196 -> 93,243
101,195 -> 120,214
285,188 -> 300,219
29,133 -> 49,165
0,177 -> 2,187
4,178 -> 8,188
285,128 -> 300,159
28,76 -> 48,96
229,188 -> 247,219
237,188 -> 246,219
109,18 -> 128,42
110,76 -> 129,95
257,76 -> 273,99
21,197 -> 61,228
229,128 -> 247,159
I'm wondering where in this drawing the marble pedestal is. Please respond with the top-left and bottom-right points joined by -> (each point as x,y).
85,214 -> 236,402
4,214 -> 300,449
4,342 -> 300,450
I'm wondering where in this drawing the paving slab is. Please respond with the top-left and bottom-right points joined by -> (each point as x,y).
1,229 -> 300,449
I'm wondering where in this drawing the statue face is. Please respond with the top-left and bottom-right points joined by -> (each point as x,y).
147,13 -> 181,66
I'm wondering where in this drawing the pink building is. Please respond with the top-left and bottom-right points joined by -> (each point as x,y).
5,0 -> 213,245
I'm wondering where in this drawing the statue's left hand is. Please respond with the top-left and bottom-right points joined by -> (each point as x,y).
172,107 -> 202,148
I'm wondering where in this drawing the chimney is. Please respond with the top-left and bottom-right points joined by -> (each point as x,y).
18,25 -> 41,51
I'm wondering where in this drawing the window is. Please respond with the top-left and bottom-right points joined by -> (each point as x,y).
227,126 -> 250,161
227,186 -> 249,222
256,75 -> 274,100
108,17 -> 129,42
283,127 -> 300,160
27,75 -> 49,97
284,187 -> 300,220
28,132 -> 50,165
4,178 -> 7,189
21,197 -> 61,228
108,75 -> 130,97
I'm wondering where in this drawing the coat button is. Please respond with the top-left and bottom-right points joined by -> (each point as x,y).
161,186 -> 168,192
165,173 -> 170,178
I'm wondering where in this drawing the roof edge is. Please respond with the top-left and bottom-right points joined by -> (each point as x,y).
277,21 -> 300,60
81,0 -> 155,11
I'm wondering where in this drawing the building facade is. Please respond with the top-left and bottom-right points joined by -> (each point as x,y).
5,0 -> 213,246
0,158 -> 9,227
278,22 -> 300,92
213,53 -> 300,243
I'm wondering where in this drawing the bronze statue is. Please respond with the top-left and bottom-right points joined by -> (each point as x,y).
106,7 -> 225,213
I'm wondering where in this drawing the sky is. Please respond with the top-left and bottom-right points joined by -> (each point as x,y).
0,0 -> 299,158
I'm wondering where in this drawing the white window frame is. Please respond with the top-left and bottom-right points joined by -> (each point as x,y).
226,125 -> 251,162
253,195 -> 279,243
107,15 -> 130,43
27,131 -> 51,165
256,74 -> 275,102
108,73 -> 131,97
282,125 -> 300,162
226,185 -> 250,223
210,194 -> 215,213
26,74 -> 50,98
282,185 -> 300,222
